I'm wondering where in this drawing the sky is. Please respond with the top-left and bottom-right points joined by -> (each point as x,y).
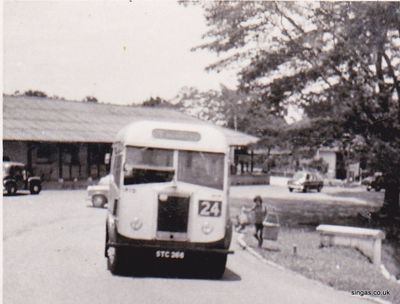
3,0 -> 237,105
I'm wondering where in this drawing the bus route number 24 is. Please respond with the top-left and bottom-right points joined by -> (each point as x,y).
199,200 -> 221,217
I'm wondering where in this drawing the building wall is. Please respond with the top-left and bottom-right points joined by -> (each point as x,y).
5,140 -> 240,182
3,141 -> 28,163
348,162 -> 361,181
3,141 -> 110,182
317,150 -> 337,179
31,142 -> 60,181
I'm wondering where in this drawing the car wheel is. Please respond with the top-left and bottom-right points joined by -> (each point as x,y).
289,188 -> 293,192
6,182 -> 17,196
30,182 -> 41,194
317,186 -> 322,192
107,247 -> 128,275
302,187 -> 307,193
92,194 -> 107,208
374,187 -> 381,192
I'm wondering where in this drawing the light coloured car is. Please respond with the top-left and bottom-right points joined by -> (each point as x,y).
87,175 -> 112,208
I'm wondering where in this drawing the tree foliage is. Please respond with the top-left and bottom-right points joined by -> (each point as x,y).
82,96 -> 99,103
173,86 -> 225,124
141,96 -> 176,108
173,85 -> 287,142
23,90 -> 48,98
83,96 -> 99,103
195,1 -> 400,215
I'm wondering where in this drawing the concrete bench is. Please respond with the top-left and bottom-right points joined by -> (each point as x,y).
316,225 -> 385,266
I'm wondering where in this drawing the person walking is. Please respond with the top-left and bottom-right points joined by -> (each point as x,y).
247,195 -> 267,247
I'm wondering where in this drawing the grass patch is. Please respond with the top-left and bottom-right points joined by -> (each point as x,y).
230,196 -> 380,227
230,189 -> 399,302
326,190 -> 384,206
243,227 -> 400,303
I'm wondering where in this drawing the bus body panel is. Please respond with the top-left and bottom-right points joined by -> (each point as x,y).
115,182 -> 228,243
106,120 -> 233,277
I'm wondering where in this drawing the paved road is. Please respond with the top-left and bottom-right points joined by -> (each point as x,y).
4,190 -> 374,304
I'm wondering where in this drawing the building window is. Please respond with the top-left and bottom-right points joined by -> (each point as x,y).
37,143 -> 57,164
62,145 -> 80,165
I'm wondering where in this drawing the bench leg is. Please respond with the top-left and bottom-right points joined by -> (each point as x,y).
320,234 -> 332,248
373,239 -> 382,266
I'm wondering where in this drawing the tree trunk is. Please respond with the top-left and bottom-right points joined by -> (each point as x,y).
378,181 -> 400,241
381,176 -> 400,218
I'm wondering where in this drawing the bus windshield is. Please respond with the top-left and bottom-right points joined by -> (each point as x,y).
124,147 -> 174,185
123,147 -> 225,189
178,151 -> 224,190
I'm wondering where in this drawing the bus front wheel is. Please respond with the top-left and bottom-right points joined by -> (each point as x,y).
107,247 -> 128,275
205,253 -> 227,279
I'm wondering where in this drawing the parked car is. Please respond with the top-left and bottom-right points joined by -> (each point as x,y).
361,176 -> 374,186
87,175 -> 112,208
367,175 -> 385,192
3,161 -> 42,195
288,171 -> 323,193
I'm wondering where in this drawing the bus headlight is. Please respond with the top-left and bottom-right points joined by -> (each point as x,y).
159,193 -> 168,202
201,222 -> 214,235
130,217 -> 143,231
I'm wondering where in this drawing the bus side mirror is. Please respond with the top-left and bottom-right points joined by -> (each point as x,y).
104,153 -> 111,165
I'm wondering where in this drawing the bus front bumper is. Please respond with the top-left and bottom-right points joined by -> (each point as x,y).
106,241 -> 233,254
105,232 -> 234,258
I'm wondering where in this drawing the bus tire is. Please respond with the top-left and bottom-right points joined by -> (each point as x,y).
206,253 -> 227,279
107,247 -> 128,275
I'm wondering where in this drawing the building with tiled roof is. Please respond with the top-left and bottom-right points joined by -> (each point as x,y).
3,95 -> 258,182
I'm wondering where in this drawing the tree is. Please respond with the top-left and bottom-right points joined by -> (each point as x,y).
173,85 -> 287,139
141,96 -> 176,108
172,85 -> 237,129
194,2 -> 400,218
23,90 -> 47,98
83,96 -> 98,103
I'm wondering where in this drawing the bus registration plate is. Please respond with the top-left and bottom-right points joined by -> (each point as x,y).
155,250 -> 185,259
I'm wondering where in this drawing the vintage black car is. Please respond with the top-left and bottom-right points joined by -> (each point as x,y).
3,161 -> 42,195
366,175 -> 385,192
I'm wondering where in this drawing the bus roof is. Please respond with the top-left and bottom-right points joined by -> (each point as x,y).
115,120 -> 229,153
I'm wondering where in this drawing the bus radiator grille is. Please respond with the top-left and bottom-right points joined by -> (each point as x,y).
157,195 -> 190,233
